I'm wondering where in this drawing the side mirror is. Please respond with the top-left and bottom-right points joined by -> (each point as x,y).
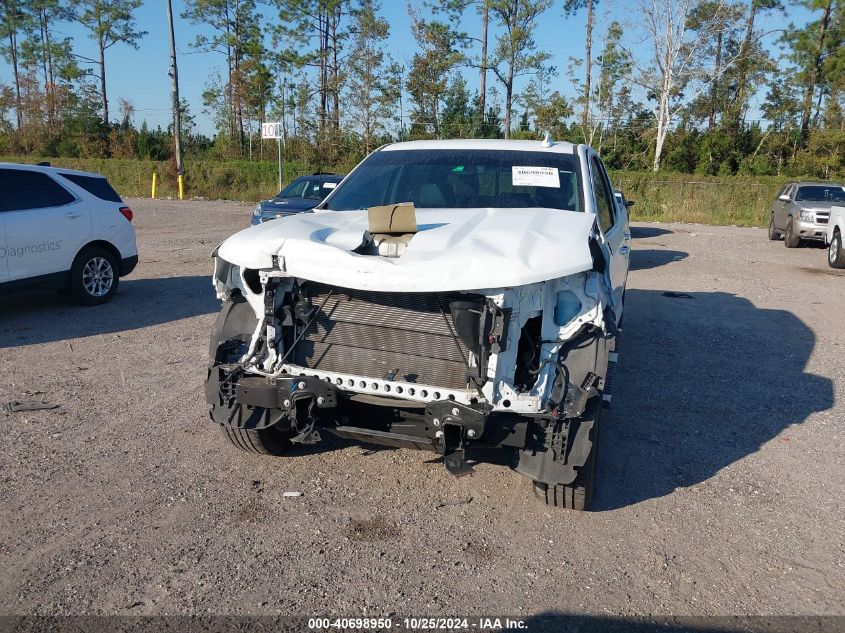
778,194 -> 790,202
626,200 -> 636,208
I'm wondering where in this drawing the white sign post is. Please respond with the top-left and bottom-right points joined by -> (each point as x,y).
261,122 -> 284,191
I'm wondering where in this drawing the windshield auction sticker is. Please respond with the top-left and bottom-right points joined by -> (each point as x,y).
512,166 -> 560,188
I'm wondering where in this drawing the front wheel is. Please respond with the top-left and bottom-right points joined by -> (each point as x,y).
208,297 -> 294,456
784,219 -> 801,248
829,232 -> 845,269
70,246 -> 119,305
220,425 -> 292,455
533,410 -> 601,511
768,215 -> 781,241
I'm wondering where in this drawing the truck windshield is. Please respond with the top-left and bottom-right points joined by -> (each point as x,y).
795,185 -> 845,202
323,149 -> 584,212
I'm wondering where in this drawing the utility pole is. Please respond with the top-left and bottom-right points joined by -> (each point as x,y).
479,0 -> 489,129
166,0 -> 184,198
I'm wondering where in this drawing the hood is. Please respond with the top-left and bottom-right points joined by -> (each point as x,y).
259,197 -> 318,213
218,207 -> 597,292
798,202 -> 840,211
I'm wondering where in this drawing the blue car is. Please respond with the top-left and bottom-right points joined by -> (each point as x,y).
251,173 -> 344,225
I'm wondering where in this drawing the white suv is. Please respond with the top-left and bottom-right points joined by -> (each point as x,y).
0,162 -> 138,305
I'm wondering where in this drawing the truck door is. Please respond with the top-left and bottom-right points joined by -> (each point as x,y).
775,184 -> 793,230
589,155 -> 629,312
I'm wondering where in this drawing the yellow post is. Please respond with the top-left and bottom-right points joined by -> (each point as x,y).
151,173 -> 157,199
178,174 -> 184,200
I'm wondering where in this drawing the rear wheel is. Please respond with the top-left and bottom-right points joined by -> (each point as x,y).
829,231 -> 845,269
533,410 -> 601,511
784,218 -> 801,248
768,215 -> 781,241
70,246 -> 119,305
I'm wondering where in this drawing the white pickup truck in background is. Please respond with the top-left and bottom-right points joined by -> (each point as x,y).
827,205 -> 845,269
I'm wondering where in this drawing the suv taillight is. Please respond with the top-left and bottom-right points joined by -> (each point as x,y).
119,207 -> 133,222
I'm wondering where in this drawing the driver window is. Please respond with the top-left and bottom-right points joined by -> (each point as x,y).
590,157 -> 615,232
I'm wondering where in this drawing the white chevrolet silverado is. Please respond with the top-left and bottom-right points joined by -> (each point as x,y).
205,139 -> 630,510
826,205 -> 845,268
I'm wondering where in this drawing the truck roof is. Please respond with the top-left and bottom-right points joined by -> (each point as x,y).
381,138 -> 579,154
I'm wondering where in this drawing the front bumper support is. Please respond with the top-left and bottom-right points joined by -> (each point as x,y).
235,375 -> 338,410
206,370 -> 549,476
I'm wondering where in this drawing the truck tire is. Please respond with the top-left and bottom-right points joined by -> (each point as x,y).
768,215 -> 781,241
210,297 -> 293,456
830,231 -> 845,269
220,425 -> 292,455
784,218 -> 801,248
532,412 -> 600,511
70,246 -> 119,305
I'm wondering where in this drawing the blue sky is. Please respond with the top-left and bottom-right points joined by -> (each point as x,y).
0,1 -> 811,136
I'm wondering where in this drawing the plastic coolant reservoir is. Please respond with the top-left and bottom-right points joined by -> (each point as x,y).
554,290 -> 582,326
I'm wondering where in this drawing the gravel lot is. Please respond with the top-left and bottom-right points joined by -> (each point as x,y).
1,199 -> 843,623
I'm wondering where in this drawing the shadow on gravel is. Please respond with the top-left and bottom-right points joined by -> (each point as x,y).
630,225 -> 673,238
513,613 -> 835,632
594,289 -> 833,511
0,275 -> 218,348
629,249 -> 688,271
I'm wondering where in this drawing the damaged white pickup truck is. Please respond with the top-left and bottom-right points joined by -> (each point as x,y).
205,139 -> 630,510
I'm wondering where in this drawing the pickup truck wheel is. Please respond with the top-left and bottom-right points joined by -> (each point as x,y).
220,425 -> 292,455
784,219 -> 801,248
829,231 -> 845,269
768,215 -> 781,241
532,413 -> 600,511
70,246 -> 120,305
209,298 -> 294,456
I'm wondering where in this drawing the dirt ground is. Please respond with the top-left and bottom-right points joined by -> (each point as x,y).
1,199 -> 843,623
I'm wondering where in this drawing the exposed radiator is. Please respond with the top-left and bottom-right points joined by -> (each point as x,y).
293,283 -> 473,390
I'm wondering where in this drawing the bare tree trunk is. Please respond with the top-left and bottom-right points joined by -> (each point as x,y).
504,56 -> 514,139
233,4 -> 244,154
4,1 -> 22,130
330,7 -> 340,132
40,6 -> 57,127
224,3 -> 236,148
98,35 -> 108,124
653,46 -> 673,172
582,0 -> 593,131
318,9 -> 328,139
479,0 -> 489,124
799,0 -> 832,148
730,2 -> 756,129
38,8 -> 50,119
44,8 -> 54,89
167,0 -> 183,175
281,80 -> 288,145
709,30 -> 721,130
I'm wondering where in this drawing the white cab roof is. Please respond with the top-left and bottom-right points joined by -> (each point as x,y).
380,139 -> 578,154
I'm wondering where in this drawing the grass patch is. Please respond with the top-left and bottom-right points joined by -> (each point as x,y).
612,171 -> 790,227
1,156 -> 795,227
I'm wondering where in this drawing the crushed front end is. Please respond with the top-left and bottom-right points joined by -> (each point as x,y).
205,253 -> 618,485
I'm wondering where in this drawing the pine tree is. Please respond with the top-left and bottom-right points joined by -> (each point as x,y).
70,0 -> 146,126
488,0 -> 552,138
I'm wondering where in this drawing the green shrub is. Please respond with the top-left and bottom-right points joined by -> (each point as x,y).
0,155 -> 806,227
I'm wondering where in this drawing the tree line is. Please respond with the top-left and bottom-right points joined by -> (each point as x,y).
1,0 -> 844,179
